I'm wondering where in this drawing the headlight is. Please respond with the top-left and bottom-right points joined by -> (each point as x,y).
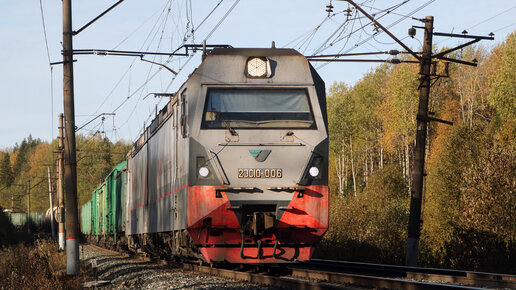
198,167 -> 209,177
246,57 -> 271,78
309,166 -> 319,177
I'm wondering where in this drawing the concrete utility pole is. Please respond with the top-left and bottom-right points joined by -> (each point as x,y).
58,113 -> 65,251
47,167 -> 56,239
27,180 -> 31,234
406,16 -> 433,267
63,0 -> 80,275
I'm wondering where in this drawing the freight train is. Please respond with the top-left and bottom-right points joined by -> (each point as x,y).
80,47 -> 329,263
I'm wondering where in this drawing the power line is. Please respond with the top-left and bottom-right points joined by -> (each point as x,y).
314,0 -> 414,57
79,0 -> 242,143
493,21 -> 516,33
38,0 -> 55,145
466,5 -> 516,31
93,0 -> 174,115
434,5 -> 516,47
204,0 -> 241,41
114,0 -> 241,135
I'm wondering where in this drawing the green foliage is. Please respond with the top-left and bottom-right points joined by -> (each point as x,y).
12,135 -> 41,177
323,31 -> 516,272
76,135 -> 130,206
380,63 -> 419,152
422,121 -> 516,272
316,165 -> 409,264
489,32 -> 516,124
0,152 -> 14,187
0,134 -> 131,212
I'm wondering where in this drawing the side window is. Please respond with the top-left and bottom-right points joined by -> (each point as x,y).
181,90 -> 187,138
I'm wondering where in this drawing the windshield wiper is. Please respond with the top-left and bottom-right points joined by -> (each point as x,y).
216,112 -> 238,136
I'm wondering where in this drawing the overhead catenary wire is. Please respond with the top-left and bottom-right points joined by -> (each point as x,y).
314,0 -> 432,71
97,0 -> 234,127
93,0 -> 175,115
38,0 -> 55,142
313,0 -> 413,70
434,5 -> 516,47
76,0 -> 232,139
312,0 -> 413,57
466,5 -> 516,31
113,0 -> 242,137
493,21 -> 516,33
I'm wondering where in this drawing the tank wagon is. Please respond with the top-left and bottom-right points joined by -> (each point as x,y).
81,47 -> 328,264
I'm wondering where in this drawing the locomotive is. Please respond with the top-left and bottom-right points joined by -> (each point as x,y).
81,47 -> 329,264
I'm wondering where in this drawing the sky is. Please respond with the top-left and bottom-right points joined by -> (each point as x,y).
0,0 -> 514,149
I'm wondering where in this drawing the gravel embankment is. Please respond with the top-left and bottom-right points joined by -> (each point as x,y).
80,244 -> 270,289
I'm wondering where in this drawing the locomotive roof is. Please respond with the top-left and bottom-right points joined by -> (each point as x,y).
208,47 -> 303,57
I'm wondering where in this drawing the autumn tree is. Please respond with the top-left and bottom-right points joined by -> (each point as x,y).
489,31 -> 516,125
380,62 -> 419,189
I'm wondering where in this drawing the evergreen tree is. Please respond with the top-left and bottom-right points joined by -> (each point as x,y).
0,153 -> 13,187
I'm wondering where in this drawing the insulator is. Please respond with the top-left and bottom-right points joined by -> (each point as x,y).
326,4 -> 334,13
462,30 -> 468,35
408,27 -> 416,38
345,7 -> 352,17
390,59 -> 401,64
388,50 -> 400,55
489,32 -> 494,37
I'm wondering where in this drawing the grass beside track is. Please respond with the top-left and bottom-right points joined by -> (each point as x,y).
0,238 -> 91,289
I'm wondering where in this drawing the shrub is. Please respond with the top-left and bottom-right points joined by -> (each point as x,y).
315,165 -> 409,265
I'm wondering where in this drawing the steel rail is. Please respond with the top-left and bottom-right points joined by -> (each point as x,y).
182,263 -> 344,289
84,243 -> 512,289
290,267 -> 483,290
303,259 -> 516,289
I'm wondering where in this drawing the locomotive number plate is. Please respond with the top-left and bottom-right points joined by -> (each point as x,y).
238,168 -> 282,178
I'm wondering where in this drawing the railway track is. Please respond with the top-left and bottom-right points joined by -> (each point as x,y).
85,244 -> 515,289
289,259 -> 516,289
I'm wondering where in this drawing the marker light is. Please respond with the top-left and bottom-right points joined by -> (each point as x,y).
198,167 -> 209,177
309,167 -> 320,177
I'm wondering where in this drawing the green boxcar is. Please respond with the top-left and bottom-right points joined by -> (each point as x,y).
92,183 -> 101,241
80,200 -> 92,235
30,212 -> 44,228
107,161 -> 127,243
83,161 -> 127,244
9,212 -> 26,227
9,212 -> 44,228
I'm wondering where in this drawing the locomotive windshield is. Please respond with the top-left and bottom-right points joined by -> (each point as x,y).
202,88 -> 315,129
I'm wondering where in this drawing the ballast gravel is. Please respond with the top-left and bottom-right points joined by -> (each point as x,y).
80,244 -> 271,289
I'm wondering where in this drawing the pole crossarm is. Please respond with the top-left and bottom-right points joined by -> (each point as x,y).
73,0 -> 125,35
433,32 -> 495,40
306,50 -> 421,58
76,113 -> 116,132
435,56 -> 478,67
308,58 -> 419,63
433,38 -> 481,58
341,0 -> 421,61
71,44 -> 234,58
72,49 -> 189,57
